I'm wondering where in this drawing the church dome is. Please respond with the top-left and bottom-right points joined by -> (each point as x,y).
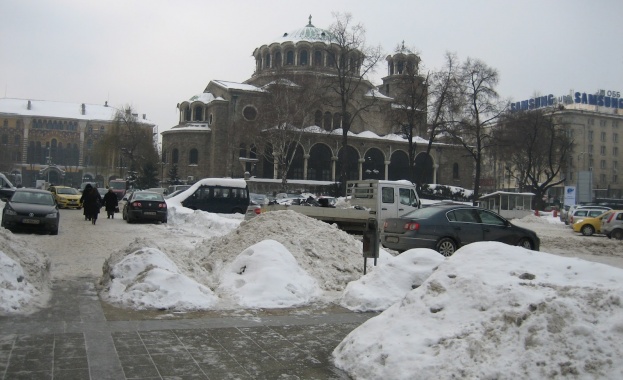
271,16 -> 333,45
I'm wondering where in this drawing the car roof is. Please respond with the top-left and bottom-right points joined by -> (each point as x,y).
15,188 -> 51,194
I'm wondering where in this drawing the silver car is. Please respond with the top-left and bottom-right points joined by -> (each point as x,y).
601,210 -> 623,240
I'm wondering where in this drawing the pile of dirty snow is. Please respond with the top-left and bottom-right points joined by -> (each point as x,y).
333,242 -> 623,379
0,228 -> 51,314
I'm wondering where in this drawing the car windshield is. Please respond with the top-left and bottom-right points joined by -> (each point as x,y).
12,191 -> 55,205
57,188 -> 78,195
109,182 -> 126,190
133,193 -> 164,201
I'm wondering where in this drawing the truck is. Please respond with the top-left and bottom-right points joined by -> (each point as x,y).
0,173 -> 16,201
108,179 -> 128,200
252,180 -> 421,233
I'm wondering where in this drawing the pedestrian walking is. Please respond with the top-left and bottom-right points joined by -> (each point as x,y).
80,184 -> 102,225
103,188 -> 119,219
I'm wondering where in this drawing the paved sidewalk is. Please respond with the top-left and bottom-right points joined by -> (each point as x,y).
0,278 -> 377,379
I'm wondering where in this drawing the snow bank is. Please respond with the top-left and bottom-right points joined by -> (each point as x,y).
340,249 -> 444,312
0,228 -> 51,314
333,242 -> 623,379
191,210 -> 378,291
217,240 -> 322,308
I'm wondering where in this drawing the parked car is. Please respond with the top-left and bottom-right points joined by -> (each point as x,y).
601,210 -> 623,240
48,185 -> 82,209
122,191 -> 168,224
564,204 -> 611,225
381,204 -> 540,256
571,210 -> 613,236
97,188 -> 108,198
250,193 -> 269,205
568,207 -> 612,226
0,173 -> 16,201
1,188 -> 59,235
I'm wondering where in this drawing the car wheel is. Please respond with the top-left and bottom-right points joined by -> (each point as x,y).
50,228 -> 58,236
612,229 -> 623,240
126,214 -> 133,224
581,225 -> 595,236
436,238 -> 457,257
517,237 -> 534,250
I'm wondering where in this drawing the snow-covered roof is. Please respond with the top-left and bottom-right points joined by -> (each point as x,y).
164,123 -> 211,133
212,80 -> 265,93
0,98 -> 153,124
365,89 -> 393,100
187,93 -> 217,103
267,17 -> 333,46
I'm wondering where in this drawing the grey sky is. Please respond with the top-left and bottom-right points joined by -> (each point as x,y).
1,0 -> 622,139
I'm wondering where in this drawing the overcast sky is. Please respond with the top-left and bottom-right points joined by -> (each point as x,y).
2,0 -> 622,140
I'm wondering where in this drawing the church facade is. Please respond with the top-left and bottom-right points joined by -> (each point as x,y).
161,18 -> 473,193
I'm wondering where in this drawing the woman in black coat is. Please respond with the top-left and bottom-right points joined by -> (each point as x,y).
103,188 -> 119,219
80,184 -> 102,225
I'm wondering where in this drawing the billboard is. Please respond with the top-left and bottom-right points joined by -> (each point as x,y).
564,186 -> 576,206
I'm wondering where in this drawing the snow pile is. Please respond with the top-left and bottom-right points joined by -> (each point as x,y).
191,210 -> 376,291
340,249 -> 444,312
217,239 -> 322,308
0,228 -> 51,314
100,241 -> 218,310
333,242 -> 623,379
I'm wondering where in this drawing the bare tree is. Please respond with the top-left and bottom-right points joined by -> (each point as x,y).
324,12 -> 383,194
495,109 -> 573,210
391,51 -> 461,188
444,58 -> 505,204
255,73 -> 322,192
97,106 -> 159,179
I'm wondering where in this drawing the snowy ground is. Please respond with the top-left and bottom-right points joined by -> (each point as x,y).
1,198 -> 623,378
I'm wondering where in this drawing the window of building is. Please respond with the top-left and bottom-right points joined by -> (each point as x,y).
614,174 -> 618,184
600,160 -> 606,169
453,163 -> 460,179
242,106 -> 258,121
14,135 -> 19,145
614,147 -> 619,156
600,120 -> 606,127
86,139 -> 93,150
588,130 -> 593,141
172,149 -> 179,164
600,174 -> 606,183
193,106 -> 204,121
299,50 -> 308,66
275,51 -> 281,67
189,149 -> 198,165
16,120 -> 21,128
601,146 -> 606,155
313,50 -> 322,66
323,112 -> 332,131
264,53 -> 271,68
588,145 -> 593,154
184,106 -> 191,121
3,120 -> 7,127
327,50 -> 336,67
1,134 -> 7,144
588,118 -> 595,125
314,110 -> 322,126
601,132 -> 606,142
332,113 -> 341,129
614,133 -> 619,143
208,114 -> 213,125
286,51 -> 294,65
614,161 -> 618,170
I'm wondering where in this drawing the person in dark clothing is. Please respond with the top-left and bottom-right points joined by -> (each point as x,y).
103,188 -> 119,219
80,184 -> 102,225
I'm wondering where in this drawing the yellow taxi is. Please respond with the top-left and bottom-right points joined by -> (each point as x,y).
48,185 -> 82,209
571,210 -> 613,236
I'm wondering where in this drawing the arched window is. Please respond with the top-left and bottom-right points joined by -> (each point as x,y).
1,134 -> 7,144
239,143 -> 246,158
299,50 -> 308,66
333,113 -> 341,129
286,50 -> 294,65
389,60 -> 394,75
314,110 -> 322,126
397,60 -> 404,74
327,50 -> 336,67
275,51 -> 282,67
189,149 -> 198,165
314,50 -> 322,66
453,163 -> 460,179
193,106 -> 204,121
324,112 -> 332,131
183,106 -> 191,121
264,53 -> 271,68
172,149 -> 179,164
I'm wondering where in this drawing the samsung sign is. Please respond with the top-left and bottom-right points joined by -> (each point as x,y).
510,90 -> 623,112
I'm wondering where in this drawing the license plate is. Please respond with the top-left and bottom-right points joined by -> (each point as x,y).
23,219 -> 40,224
144,212 -> 157,216
385,236 -> 399,243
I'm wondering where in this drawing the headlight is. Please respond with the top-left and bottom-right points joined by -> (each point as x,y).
5,209 -> 17,216
45,212 -> 58,218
